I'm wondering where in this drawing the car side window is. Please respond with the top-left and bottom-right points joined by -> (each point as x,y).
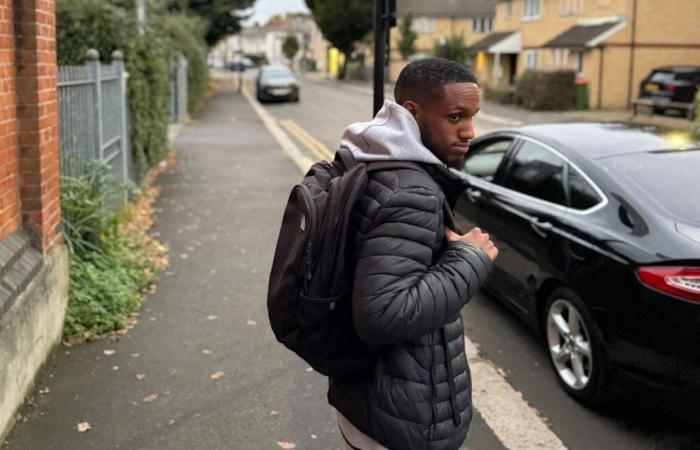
501,140 -> 566,205
568,167 -> 602,210
462,138 -> 512,182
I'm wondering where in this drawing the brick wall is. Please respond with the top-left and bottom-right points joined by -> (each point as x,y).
0,0 -> 20,241
0,0 -> 61,252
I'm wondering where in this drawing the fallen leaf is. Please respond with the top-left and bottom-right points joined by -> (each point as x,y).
180,253 -> 188,259
207,315 -> 218,321
311,434 -> 317,439
77,422 -> 91,433
210,371 -> 225,380
305,367 -> 313,373
112,366 -> 119,371
270,410 -> 279,416
136,374 -> 146,380
277,442 -> 296,449
246,319 -> 257,326
202,349 -> 212,355
103,350 -> 115,356
143,393 -> 158,403
496,367 -> 507,377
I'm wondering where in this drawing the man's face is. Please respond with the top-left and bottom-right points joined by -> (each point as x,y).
408,82 -> 480,169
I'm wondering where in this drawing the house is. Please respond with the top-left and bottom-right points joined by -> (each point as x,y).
473,0 -> 700,109
0,0 -> 68,440
211,14 -> 329,72
389,0 -> 498,80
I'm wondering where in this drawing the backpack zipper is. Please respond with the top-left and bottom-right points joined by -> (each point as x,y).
303,241 -> 313,294
429,333 -> 437,440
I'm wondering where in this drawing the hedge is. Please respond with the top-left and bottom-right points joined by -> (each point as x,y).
514,70 -> 576,111
484,85 -> 516,105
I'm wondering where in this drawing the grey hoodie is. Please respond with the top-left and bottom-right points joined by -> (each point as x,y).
340,100 -> 445,166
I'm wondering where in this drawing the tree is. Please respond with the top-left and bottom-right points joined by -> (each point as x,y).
305,0 -> 373,79
397,14 -> 417,61
433,34 -> 469,66
169,0 -> 256,46
282,34 -> 300,61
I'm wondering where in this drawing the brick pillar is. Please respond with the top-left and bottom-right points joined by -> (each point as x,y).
13,0 -> 61,252
0,0 -> 20,241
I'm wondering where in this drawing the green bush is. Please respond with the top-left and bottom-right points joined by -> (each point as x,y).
57,0 -> 211,179
515,70 -> 576,111
56,0 -> 132,65
485,85 -> 516,105
126,36 -> 171,178
157,13 -> 210,116
433,35 -> 469,66
61,163 -> 153,339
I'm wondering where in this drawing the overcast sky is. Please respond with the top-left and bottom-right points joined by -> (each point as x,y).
242,0 -> 310,26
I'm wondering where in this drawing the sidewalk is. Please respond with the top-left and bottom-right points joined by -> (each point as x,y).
304,73 -> 695,130
2,86 -> 344,450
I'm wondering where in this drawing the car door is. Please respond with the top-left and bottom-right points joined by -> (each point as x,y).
453,136 -> 516,301
484,138 -> 571,320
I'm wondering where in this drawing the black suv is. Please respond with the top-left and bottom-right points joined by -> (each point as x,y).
636,66 -> 700,119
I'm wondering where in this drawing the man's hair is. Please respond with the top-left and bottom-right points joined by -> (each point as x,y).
394,58 -> 477,104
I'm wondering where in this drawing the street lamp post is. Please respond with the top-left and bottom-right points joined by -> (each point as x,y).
373,0 -> 396,116
137,0 -> 146,36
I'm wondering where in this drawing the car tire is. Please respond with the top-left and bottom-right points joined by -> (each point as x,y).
544,288 -> 610,407
292,94 -> 300,103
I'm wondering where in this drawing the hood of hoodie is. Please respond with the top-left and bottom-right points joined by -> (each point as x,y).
340,100 -> 444,166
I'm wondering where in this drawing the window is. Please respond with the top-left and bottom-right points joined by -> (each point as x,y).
472,17 -> 493,33
574,51 -> 584,74
523,0 -> 541,19
551,49 -> 569,67
505,0 -> 513,19
411,17 -> 436,34
526,51 -> 538,69
560,0 -> 583,16
502,141 -> 567,205
463,139 -> 512,182
568,167 -> 602,210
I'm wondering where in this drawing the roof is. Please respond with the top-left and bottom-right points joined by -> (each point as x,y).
397,0 -> 496,17
471,31 -> 517,51
542,21 -> 623,49
513,123 -> 700,160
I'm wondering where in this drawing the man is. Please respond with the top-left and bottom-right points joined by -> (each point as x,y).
328,58 -> 499,450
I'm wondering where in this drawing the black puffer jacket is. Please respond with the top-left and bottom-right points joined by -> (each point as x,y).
329,163 -> 493,450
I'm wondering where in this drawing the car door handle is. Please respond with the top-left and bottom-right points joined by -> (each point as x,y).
530,218 -> 553,237
466,188 -> 482,202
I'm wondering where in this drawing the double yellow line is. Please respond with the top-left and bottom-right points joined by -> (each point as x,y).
279,119 -> 334,161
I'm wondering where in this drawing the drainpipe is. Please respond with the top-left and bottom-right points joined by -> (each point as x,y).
626,0 -> 638,107
597,46 -> 605,109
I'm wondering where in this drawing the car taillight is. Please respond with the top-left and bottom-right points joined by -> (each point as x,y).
636,267 -> 700,303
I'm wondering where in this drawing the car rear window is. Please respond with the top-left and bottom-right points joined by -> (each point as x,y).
649,71 -> 675,83
610,150 -> 700,224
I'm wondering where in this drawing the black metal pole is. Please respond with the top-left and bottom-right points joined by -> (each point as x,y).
373,0 -> 386,116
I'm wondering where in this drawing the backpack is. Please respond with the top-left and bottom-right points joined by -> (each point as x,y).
267,148 -> 425,378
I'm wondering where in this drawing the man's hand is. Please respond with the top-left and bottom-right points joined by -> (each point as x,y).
445,227 -> 499,262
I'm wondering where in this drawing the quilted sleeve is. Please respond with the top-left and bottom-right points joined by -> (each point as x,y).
352,188 -> 493,347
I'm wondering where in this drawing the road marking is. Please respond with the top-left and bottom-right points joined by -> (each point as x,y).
476,112 -> 524,126
465,337 -> 567,450
243,79 -> 566,450
280,119 -> 334,161
241,88 -> 314,173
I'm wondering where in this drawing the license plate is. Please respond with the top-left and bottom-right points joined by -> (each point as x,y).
271,88 -> 290,96
645,83 -> 659,93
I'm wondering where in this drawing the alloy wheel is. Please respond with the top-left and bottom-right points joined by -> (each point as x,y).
546,299 -> 593,390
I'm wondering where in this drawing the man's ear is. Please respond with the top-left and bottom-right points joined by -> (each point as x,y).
402,100 -> 419,118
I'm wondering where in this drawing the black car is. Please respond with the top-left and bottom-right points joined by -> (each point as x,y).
637,66 -> 700,119
454,123 -> 700,405
256,64 -> 300,103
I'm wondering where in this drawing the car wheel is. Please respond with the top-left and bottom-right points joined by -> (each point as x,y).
544,288 -> 610,406
292,94 -> 300,103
